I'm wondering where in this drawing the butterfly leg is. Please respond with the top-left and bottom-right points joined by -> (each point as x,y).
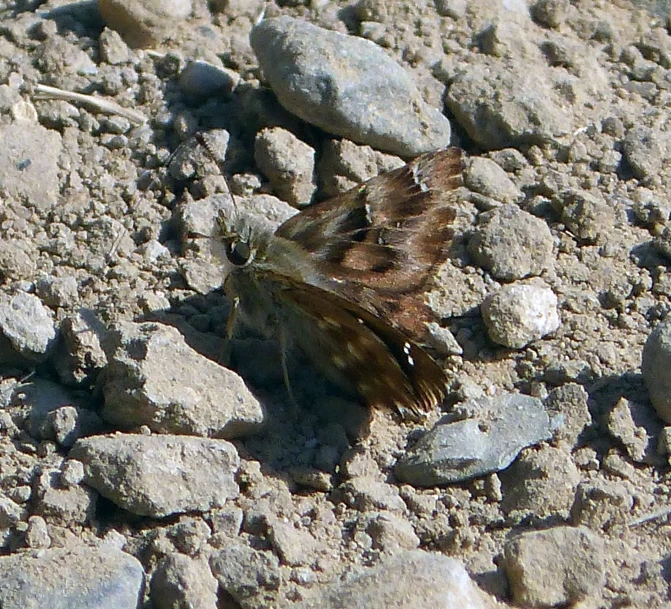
221,295 -> 240,366
277,323 -> 300,415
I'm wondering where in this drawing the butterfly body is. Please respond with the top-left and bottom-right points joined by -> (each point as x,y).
218,148 -> 465,418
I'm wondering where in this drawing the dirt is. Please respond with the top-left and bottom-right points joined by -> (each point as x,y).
0,0 -> 670,608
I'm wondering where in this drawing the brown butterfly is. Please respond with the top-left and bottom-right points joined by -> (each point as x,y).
216,147 -> 465,419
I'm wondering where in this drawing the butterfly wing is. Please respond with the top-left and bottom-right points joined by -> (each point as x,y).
269,277 -> 447,418
274,148 -> 464,346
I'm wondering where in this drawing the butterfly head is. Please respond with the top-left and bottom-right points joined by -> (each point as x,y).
217,211 -> 255,267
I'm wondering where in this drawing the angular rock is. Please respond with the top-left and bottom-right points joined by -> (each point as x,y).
291,550 -> 496,609
54,311 -> 108,387
481,282 -> 560,349
504,526 -> 605,607
251,17 -> 451,157
209,544 -> 280,609
317,139 -> 403,198
544,383 -> 592,445
24,515 -> 51,549
468,205 -> 554,281
254,127 -> 316,206
605,397 -> 661,464
179,60 -> 238,98
445,59 -> 572,149
0,123 -> 61,210
365,512 -> 420,552
642,317 -> 671,424
623,126 -> 666,180
35,275 -> 79,308
570,479 -> 633,530
500,445 -> 580,518
396,393 -> 552,486
0,239 -> 37,282
0,292 -> 57,365
101,321 -> 264,438
40,405 -> 104,447
552,188 -> 615,244
69,433 -> 240,517
464,157 -> 522,205
151,553 -> 218,609
99,0 -> 193,48
0,546 -> 145,609
18,379 -> 82,440
33,468 -> 97,525
266,515 -> 317,567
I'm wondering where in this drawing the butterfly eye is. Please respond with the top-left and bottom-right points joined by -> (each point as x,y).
226,237 -> 252,266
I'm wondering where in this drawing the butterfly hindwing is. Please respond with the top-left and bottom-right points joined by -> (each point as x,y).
272,278 -> 447,417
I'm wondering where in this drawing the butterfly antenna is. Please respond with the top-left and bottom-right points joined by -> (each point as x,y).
194,131 -> 240,216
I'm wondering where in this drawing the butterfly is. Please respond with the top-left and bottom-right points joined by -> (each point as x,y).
215,147 -> 465,419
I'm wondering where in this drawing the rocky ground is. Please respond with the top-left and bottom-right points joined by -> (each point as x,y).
0,0 -> 671,607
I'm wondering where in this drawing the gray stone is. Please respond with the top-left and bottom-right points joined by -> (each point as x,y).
468,205 -> 554,281
445,59 -> 572,149
500,445 -> 580,518
251,17 -> 451,157
623,126 -> 666,180
60,459 -> 86,487
151,553 -> 218,609
544,383 -> 592,445
35,276 -> 79,308
209,506 -> 244,538
179,60 -> 239,98
209,544 -> 280,609
69,433 -> 240,517
336,477 -> 407,511
642,317 -> 671,424
98,0 -> 193,48
0,292 -> 57,364
40,405 -> 104,447
531,0 -> 570,28
101,321 -> 264,438
54,311 -> 108,387
396,393 -> 552,486
365,512 -> 420,552
291,550 -> 495,609
0,492 -> 26,529
0,546 -> 145,609
0,239 -> 37,281
266,514 -> 317,566
179,258 -> 225,294
570,479 -> 634,530
552,188 -> 615,244
317,139 -> 403,197
99,27 -> 130,65
0,123 -> 61,211
24,515 -> 51,549
481,282 -> 560,349
605,397 -> 661,464
17,379 -> 82,440
504,526 -> 605,607
254,127 -> 316,206
464,157 -> 522,205
33,468 -> 97,525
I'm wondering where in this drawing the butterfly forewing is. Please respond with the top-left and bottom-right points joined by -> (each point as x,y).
274,147 -> 464,350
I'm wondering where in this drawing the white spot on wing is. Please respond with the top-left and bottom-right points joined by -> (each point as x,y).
412,165 -> 429,192
403,342 -> 415,367
364,202 -> 373,225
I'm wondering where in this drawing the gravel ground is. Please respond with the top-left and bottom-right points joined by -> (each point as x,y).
1,1 -> 671,608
